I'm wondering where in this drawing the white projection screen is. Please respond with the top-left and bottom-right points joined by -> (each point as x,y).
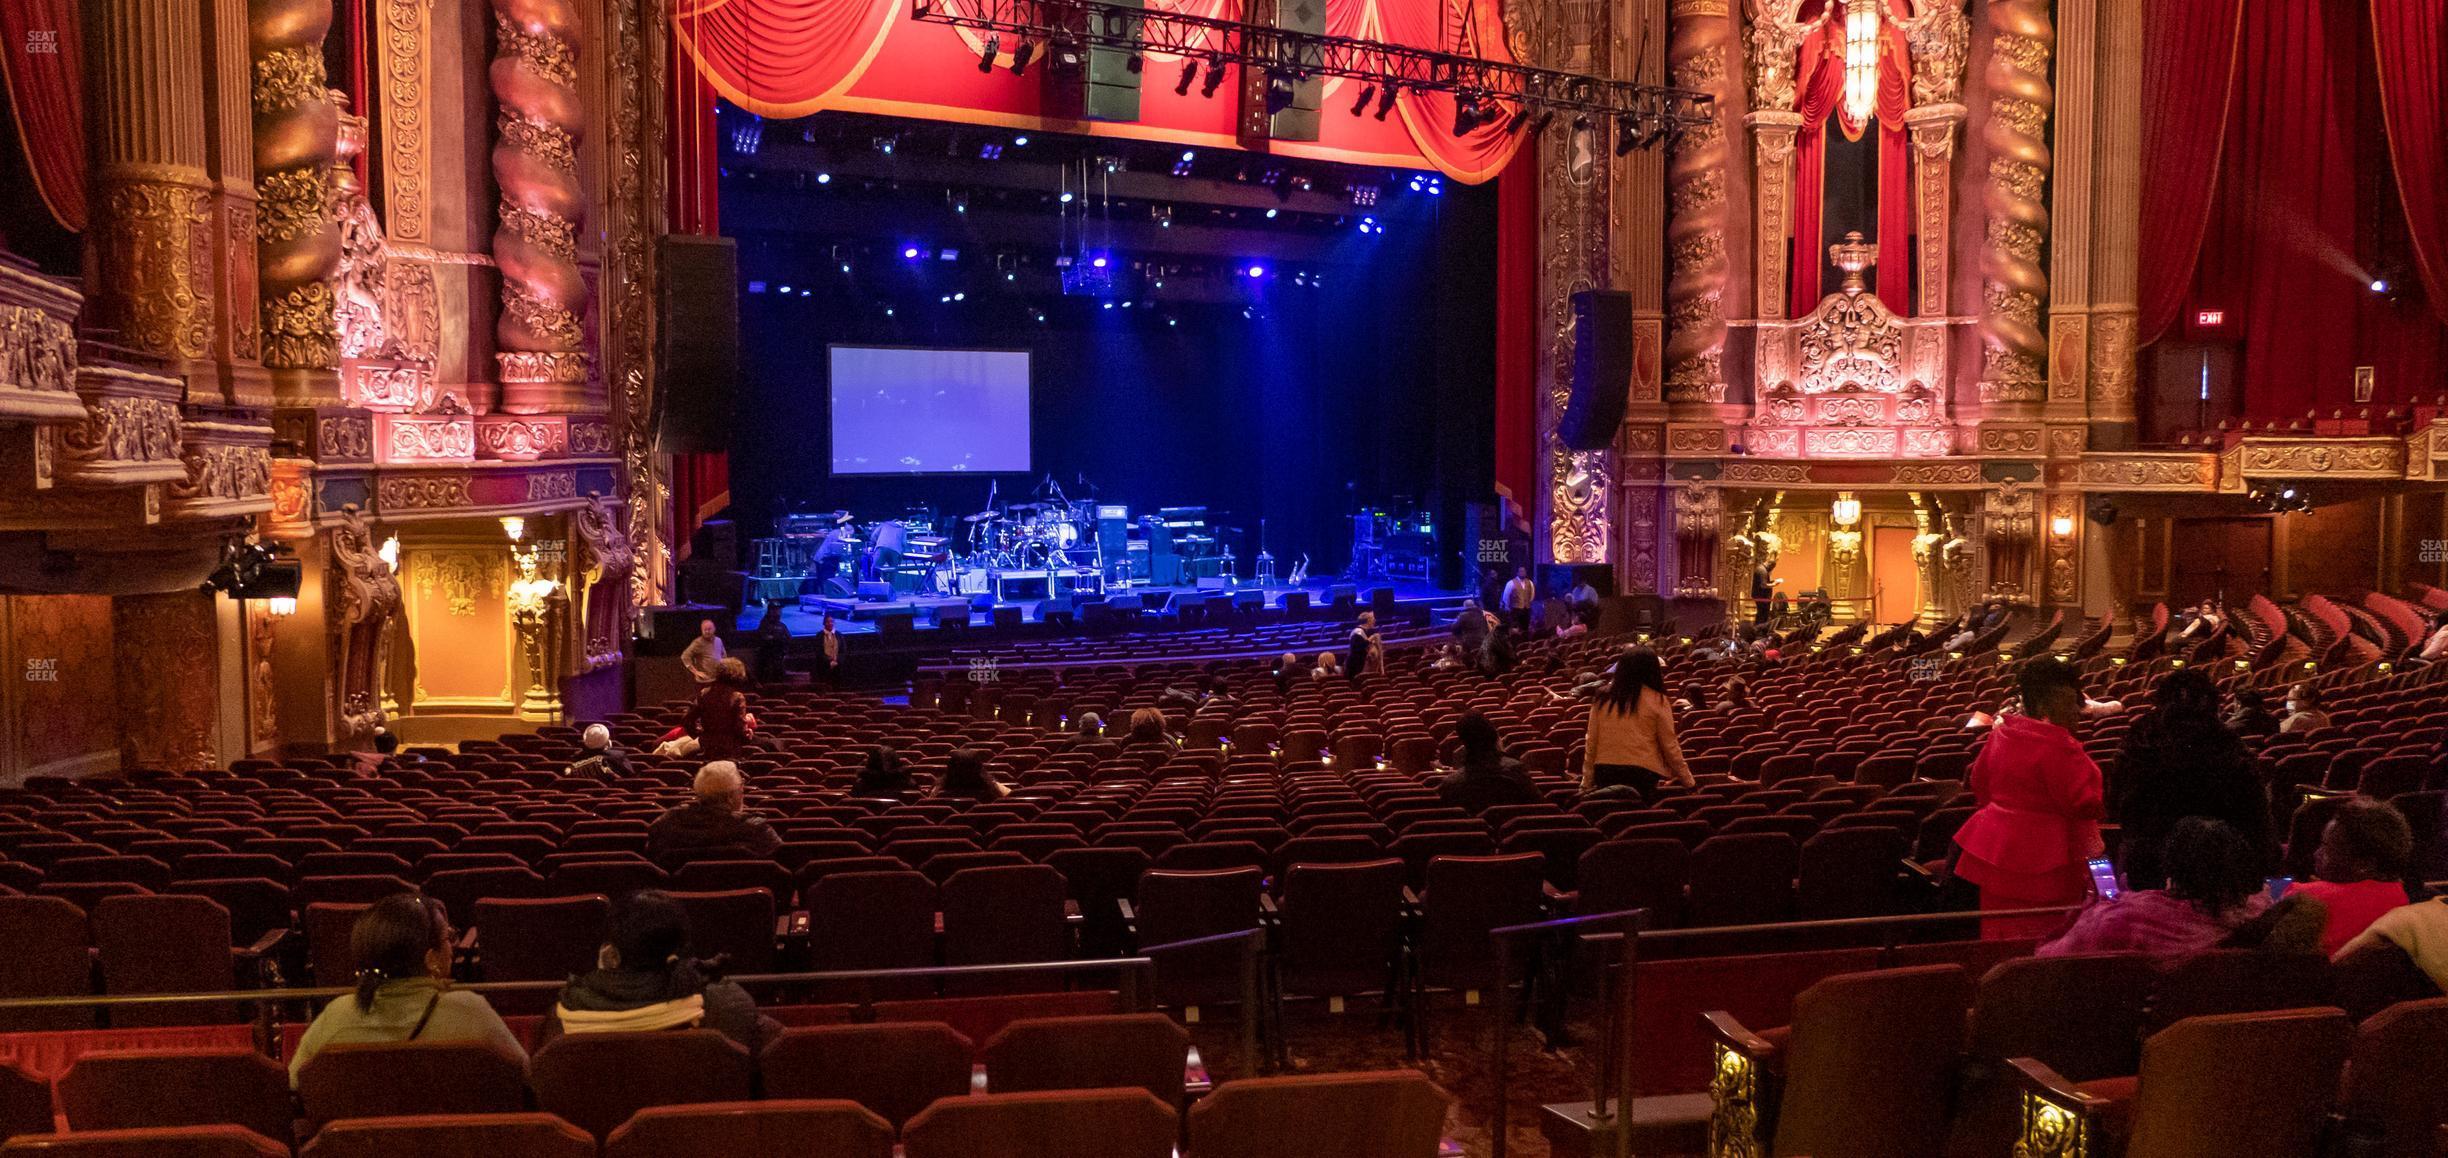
828,345 -> 1033,475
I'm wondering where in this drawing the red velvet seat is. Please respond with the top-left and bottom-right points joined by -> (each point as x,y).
298,1113 -> 595,1158
1274,859 -> 1408,1002
0,1065 -> 52,1144
1132,867 -> 1264,1010
664,888 -> 778,973
529,1029 -> 753,1138
0,895 -> 93,1030
603,1100 -> 894,1158
941,865 -> 1071,991
1187,1071 -> 1452,1158
0,1126 -> 286,1157
759,1022 -> 975,1128
93,894 -> 241,1026
982,1013 -> 1191,1105
902,1088 -> 1176,1158
56,1049 -> 291,1147
295,1041 -> 530,1126
473,895 -> 610,1014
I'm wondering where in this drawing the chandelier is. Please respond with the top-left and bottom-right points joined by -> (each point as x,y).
1842,0 -> 1881,130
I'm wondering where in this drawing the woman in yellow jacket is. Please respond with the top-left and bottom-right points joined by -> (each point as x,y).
1581,647 -> 1697,796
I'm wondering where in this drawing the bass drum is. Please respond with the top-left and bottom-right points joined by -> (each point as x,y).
1044,519 -> 1080,549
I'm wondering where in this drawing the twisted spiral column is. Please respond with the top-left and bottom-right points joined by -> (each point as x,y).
1976,0 -> 2054,412
492,0 -> 592,415
1664,0 -> 1732,409
249,0 -> 341,404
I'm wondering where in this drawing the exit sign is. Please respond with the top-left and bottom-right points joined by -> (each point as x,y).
2195,308 -> 2226,327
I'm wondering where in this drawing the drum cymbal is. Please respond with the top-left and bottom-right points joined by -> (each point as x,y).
963,511 -> 1002,523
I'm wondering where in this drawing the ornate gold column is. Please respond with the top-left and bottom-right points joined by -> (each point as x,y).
1742,0 -> 1819,322
1895,0 -> 1969,319
2086,0 -> 2142,447
1975,0 -> 2054,416
1666,0 -> 1733,408
2044,0 -> 2095,432
197,0 -> 270,405
87,0 -> 216,380
112,590 -> 222,769
250,0 -> 342,406
492,0 -> 593,414
601,0 -> 669,607
1532,0 -> 1613,568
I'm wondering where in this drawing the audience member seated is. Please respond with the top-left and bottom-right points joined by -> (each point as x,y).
1450,599 -> 1488,651
683,658 -> 756,760
932,748 -> 1010,802
2112,668 -> 2269,891
850,746 -> 913,799
539,890 -> 775,1053
2419,609 -> 2448,664
2279,682 -> 2330,734
1579,647 -> 1693,797
1435,712 -> 1539,815
349,729 -> 407,775
2223,687 -> 2278,738
289,893 -> 525,1085
1117,709 -> 1178,767
1954,657 -> 2104,938
566,724 -> 637,779
2040,817 -> 2271,958
1312,651 -> 1343,681
1075,712 -> 1106,739
2292,799 -> 2418,956
2337,895 -> 2448,991
646,762 -> 780,860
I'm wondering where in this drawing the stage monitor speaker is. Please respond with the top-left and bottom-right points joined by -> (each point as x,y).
1368,587 -> 1397,618
935,605 -> 971,629
655,235 -> 739,455
692,519 -> 740,569
1105,592 -> 1146,612
1282,590 -> 1310,617
993,606 -> 1023,629
1559,289 -> 1634,451
856,581 -> 892,602
875,608 -> 916,635
1231,590 -> 1264,612
1328,584 -> 1358,610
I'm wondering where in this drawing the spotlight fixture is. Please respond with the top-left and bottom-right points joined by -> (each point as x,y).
1265,74 -> 1296,115
1245,263 -> 1266,278
1350,84 -> 1375,115
1374,84 -> 1398,119
1531,109 -> 1557,135
903,245 -> 922,259
1504,105 -> 1531,134
815,172 -> 832,184
1264,208 -> 1278,219
1013,135 -> 1028,146
2371,278 -> 2392,294
1615,115 -> 1639,155
1200,55 -> 1228,96
978,34 -> 998,72
1176,59 -> 1197,95
1451,93 -> 1481,134
1010,39 -> 1035,75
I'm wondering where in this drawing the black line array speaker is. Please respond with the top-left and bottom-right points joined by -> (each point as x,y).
656,235 -> 739,455
1559,289 -> 1634,451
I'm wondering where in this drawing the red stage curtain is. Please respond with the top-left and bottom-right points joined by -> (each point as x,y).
0,0 -> 86,231
1493,146 -> 1536,527
1786,13 -> 1905,317
1377,0 -> 1528,183
673,0 -> 899,118
2193,0 -> 2361,419
2135,0 -> 2243,347
2371,0 -> 2448,327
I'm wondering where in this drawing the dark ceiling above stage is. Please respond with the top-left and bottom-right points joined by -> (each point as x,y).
719,106 -> 1454,304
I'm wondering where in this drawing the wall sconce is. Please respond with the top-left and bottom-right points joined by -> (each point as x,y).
1832,494 -> 1862,527
266,596 -> 297,618
2050,515 -> 2076,538
377,535 -> 400,571
500,516 -> 526,543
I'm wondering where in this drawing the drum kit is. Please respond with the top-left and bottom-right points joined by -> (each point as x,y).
963,500 -> 1090,571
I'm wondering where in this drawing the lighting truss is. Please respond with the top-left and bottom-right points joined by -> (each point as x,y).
910,0 -> 1712,132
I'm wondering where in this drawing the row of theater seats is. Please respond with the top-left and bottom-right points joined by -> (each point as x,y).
0,1017 -> 1451,1156
1695,953 -> 2445,1158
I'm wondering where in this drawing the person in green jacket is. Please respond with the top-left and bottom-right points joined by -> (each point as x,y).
288,893 -> 526,1087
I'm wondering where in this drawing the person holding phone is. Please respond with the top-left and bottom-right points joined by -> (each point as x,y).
1952,657 -> 2106,939
2040,817 -> 2270,958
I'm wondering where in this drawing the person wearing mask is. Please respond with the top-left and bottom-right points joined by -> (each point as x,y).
1952,658 -> 2106,939
1501,567 -> 1537,634
932,748 -> 1010,802
752,600 -> 793,687
289,894 -> 524,1086
567,723 -> 636,779
2112,668 -> 2269,892
539,890 -> 776,1054
850,746 -> 912,799
1438,712 -> 1540,814
2223,687 -> 2279,738
814,614 -> 843,686
2279,683 -> 2330,734
682,658 -> 754,760
2039,817 -> 2270,958
1579,647 -> 1694,796
646,762 -> 780,860
2292,799 -> 2417,956
680,618 -> 726,684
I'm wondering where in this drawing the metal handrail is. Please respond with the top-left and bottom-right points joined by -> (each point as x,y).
1136,924 -> 1269,1072
1483,908 -> 1648,1158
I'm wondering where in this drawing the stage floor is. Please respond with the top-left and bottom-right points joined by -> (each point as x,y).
741,576 -> 1466,636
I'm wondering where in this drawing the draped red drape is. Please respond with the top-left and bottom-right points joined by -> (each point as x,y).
1786,11 -> 1908,317
1493,146 -> 1536,529
2370,0 -> 2448,327
672,0 -> 899,118
1377,0 -> 1529,183
0,0 -> 86,232
2134,0 -> 2243,347
670,11 -> 730,560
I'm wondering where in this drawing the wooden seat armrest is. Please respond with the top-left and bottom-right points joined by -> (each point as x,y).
1703,1009 -> 1778,1060
2008,1057 -> 2117,1112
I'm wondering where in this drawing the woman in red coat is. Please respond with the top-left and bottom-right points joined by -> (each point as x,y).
683,658 -> 755,761
1953,657 -> 2104,939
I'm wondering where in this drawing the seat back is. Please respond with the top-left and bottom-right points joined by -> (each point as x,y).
297,1113 -> 596,1158
473,895 -> 609,1014
1793,827 -> 1906,919
93,895 -> 234,1026
603,1100 -> 895,1158
1415,854 -> 1545,991
981,1014 -> 1190,1105
303,902 -> 373,987
759,1022 -> 975,1128
0,896 -> 92,1030
902,1088 -> 1177,1158
1685,834 -> 1797,926
0,1125 -> 286,1157
57,1049 -> 291,1148
296,1041 -> 530,1125
1134,868 -> 1262,1009
2148,949 -> 2336,1032
0,1064 -> 49,1144
804,871 -> 937,987
1945,952 -> 2158,1158
941,865 -> 1071,986
1574,839 -> 1686,928
1041,847 -> 1149,958
1276,859 -> 1408,998
2123,1008 -> 2353,1158
1770,964 -> 1971,1158
664,889 -> 776,973
529,1029 -> 754,1139
1188,1071 -> 1450,1158
2339,997 -> 2448,1158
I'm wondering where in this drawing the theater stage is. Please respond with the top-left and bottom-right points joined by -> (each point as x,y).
740,575 -> 1468,637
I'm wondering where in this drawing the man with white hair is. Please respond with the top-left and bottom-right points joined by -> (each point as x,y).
566,723 -> 635,779
646,761 -> 779,861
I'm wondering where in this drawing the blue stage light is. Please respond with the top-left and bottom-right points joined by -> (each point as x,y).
1091,255 -> 1109,268
1014,135 -> 1030,146
747,281 -> 767,294
776,284 -> 791,294
953,292 -> 966,301
1408,177 -> 1423,191
903,246 -> 921,259
1103,301 -> 1115,309
816,172 -> 831,184
1246,263 -> 1266,278
1182,150 -> 1196,162
1264,208 -> 1278,219
1059,191 -> 1075,204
